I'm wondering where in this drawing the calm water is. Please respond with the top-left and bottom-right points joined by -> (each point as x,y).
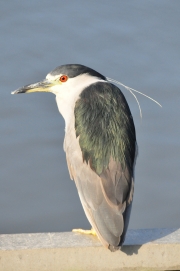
0,1 -> 180,234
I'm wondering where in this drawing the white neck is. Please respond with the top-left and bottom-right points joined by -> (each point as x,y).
55,74 -> 105,130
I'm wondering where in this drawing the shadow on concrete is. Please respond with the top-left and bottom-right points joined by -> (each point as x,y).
121,227 -> 179,255
121,245 -> 141,255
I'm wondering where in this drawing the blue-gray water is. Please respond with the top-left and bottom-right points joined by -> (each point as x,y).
0,1 -> 180,234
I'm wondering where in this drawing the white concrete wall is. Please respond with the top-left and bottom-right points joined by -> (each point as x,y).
0,228 -> 180,270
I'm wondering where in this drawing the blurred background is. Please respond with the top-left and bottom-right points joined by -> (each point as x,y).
0,1 -> 180,234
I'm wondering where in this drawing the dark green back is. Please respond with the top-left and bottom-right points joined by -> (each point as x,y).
74,82 -> 136,175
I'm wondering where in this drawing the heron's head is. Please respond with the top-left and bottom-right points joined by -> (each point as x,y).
12,64 -> 106,96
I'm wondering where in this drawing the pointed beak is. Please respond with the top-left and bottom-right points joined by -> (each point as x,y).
11,79 -> 53,94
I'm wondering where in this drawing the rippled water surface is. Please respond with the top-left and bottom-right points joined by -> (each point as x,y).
0,1 -> 180,234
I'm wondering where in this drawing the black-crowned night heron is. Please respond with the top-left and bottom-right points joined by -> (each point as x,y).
12,64 -> 137,252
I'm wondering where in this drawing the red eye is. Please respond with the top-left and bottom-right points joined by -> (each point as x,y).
60,75 -> 68,82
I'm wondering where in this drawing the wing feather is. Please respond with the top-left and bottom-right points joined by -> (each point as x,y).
63,81 -> 137,250
64,124 -> 135,249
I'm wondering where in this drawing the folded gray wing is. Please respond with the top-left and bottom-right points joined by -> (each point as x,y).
64,127 -> 134,249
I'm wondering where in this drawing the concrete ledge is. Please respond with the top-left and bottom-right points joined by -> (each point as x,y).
0,228 -> 180,271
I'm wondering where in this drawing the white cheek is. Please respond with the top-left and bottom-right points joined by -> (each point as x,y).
50,82 -> 73,96
50,84 -> 63,95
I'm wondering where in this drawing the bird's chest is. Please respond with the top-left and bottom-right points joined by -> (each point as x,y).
64,121 -> 91,183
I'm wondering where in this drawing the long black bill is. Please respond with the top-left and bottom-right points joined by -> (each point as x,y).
11,79 -> 52,94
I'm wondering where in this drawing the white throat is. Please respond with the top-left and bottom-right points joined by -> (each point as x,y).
55,73 -> 105,130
